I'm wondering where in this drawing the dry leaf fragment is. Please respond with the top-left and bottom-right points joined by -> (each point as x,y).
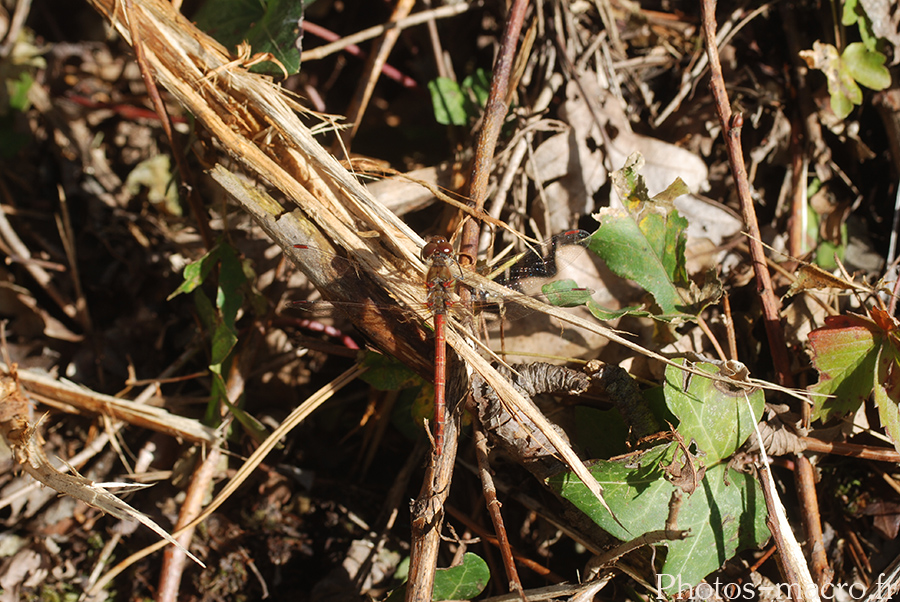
0,368 -> 205,567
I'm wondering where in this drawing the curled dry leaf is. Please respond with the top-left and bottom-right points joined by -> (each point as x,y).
0,368 -> 205,567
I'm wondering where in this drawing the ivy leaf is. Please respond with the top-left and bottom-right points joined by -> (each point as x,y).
386,553 -> 489,601
548,445 -> 768,592
664,361 -> 765,464
195,0 -> 306,75
588,153 -> 719,320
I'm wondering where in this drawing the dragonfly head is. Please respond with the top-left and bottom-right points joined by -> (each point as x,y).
421,236 -> 453,263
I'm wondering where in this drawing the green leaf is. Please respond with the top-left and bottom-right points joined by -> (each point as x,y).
875,342 -> 900,455
664,361 -> 765,464
386,553 -> 489,601
429,77 -> 467,126
169,246 -> 220,300
548,446 -> 768,592
541,279 -> 594,307
800,40 -> 889,119
194,0 -> 306,76
359,352 -> 420,391
210,371 -> 270,443
216,243 -> 248,326
8,71 -> 34,112
842,0 -> 860,26
433,553 -> 490,600
808,314 -> 881,422
842,42 -> 891,91
810,308 -> 900,452
211,321 -> 238,366
587,153 -> 707,320
461,68 -> 491,108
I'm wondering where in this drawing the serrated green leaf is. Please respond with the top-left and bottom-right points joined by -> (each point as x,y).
843,42 -> 891,91
664,361 -> 765,464
548,446 -> 768,592
429,77 -> 467,126
195,0 -> 306,76
808,314 -> 881,422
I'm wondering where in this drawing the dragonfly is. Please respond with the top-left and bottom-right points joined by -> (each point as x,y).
290,229 -> 594,456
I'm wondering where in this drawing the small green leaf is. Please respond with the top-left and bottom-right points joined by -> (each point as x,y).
8,71 -> 34,112
211,321 -> 238,366
429,77 -> 467,126
216,243 -> 248,326
432,553 -> 490,600
664,361 -> 765,464
808,314 -> 881,422
461,68 -> 491,108
842,42 -> 891,91
842,0 -> 860,26
169,246 -> 220,300
541,279 -> 594,307
386,553 -> 489,601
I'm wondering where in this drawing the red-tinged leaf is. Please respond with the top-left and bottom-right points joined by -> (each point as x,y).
808,314 -> 881,422
870,306 -> 899,333
875,342 -> 900,455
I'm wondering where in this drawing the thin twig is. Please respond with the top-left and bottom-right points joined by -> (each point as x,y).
473,419 -> 525,600
699,0 -> 792,388
458,0 -> 531,265
122,0 -> 213,249
337,0 -> 416,152
301,3 -> 474,63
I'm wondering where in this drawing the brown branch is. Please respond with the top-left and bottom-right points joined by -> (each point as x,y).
699,2 -> 830,592
458,0 -> 530,265
473,419 -> 525,600
698,1 -> 792,389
